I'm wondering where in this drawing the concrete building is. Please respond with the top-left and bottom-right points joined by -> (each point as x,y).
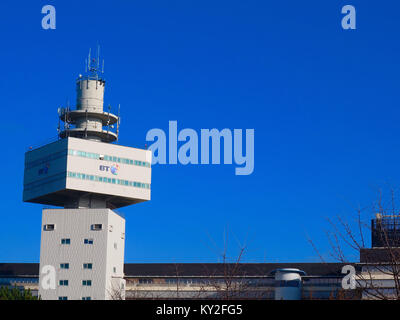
7,213 -> 400,300
22,50 -> 151,300
356,214 -> 400,299
39,209 -> 126,300
0,263 -> 356,300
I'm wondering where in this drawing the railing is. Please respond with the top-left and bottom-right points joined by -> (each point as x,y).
372,217 -> 400,230
76,74 -> 104,82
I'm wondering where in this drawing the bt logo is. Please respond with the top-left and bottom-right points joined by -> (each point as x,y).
110,164 -> 119,175
99,164 -> 119,175
38,163 -> 50,175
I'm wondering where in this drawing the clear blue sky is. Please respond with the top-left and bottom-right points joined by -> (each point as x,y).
0,0 -> 399,263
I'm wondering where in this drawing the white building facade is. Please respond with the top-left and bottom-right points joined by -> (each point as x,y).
39,208 -> 126,300
23,50 -> 151,300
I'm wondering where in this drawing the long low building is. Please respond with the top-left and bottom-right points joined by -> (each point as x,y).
0,262 -> 358,300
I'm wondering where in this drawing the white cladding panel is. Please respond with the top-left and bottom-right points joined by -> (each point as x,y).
66,138 -> 151,201
23,137 -> 151,206
38,209 -> 125,300
23,139 -> 68,202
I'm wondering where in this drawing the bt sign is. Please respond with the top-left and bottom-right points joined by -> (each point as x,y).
99,164 -> 119,175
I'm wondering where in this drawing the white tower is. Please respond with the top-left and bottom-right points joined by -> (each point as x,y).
58,49 -> 119,143
23,49 -> 152,300
271,268 -> 306,300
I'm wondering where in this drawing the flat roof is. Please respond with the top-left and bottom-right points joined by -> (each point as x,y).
0,263 -> 350,278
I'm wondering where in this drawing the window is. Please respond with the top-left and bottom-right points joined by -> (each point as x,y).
108,225 -> 113,232
121,233 -> 125,239
275,279 -> 301,288
59,280 -> 69,286
67,149 -> 150,168
139,279 -> 153,284
83,263 -> 93,269
58,296 -> 68,300
113,267 -> 116,273
67,170 -> 150,190
82,280 -> 92,286
165,279 -> 177,284
44,224 -> 55,231
84,238 -> 94,245
60,263 -> 69,269
61,238 -> 70,245
91,224 -> 102,231
114,242 -> 117,249
82,297 -> 91,300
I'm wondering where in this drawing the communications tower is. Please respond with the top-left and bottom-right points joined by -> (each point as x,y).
23,49 -> 152,300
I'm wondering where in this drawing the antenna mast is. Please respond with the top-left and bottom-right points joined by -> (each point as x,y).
117,104 -> 120,141
58,47 -> 119,143
86,45 -> 103,78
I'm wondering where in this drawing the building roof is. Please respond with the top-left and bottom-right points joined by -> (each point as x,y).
360,248 -> 400,263
0,263 -> 39,277
123,263 -> 347,277
0,263 -> 348,278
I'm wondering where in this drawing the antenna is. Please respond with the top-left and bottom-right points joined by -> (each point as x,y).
118,104 -> 121,125
107,105 -> 111,127
116,104 -> 120,141
85,110 -> 88,139
97,44 -> 100,70
88,48 -> 91,71
57,108 -> 61,139
85,46 -> 104,78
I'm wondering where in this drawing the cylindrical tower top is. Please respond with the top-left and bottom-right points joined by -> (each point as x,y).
77,78 -> 105,113
58,49 -> 119,143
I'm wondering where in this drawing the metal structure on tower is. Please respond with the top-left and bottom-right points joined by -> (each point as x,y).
58,47 -> 120,143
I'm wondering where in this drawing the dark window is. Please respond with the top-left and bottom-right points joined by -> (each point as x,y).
139,279 -> 153,284
91,224 -> 102,231
44,224 -> 55,231
84,238 -> 94,244
82,280 -> 92,286
61,238 -> 70,245
59,280 -> 69,286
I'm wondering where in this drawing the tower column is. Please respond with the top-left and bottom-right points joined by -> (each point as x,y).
23,48 -> 152,300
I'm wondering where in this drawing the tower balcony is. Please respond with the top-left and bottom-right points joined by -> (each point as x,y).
59,128 -> 118,143
59,109 -> 119,126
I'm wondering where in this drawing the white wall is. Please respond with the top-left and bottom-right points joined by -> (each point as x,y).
23,137 -> 152,206
66,137 -> 152,202
38,208 -> 125,300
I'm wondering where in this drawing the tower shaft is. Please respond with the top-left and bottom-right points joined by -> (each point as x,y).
24,49 -> 152,300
